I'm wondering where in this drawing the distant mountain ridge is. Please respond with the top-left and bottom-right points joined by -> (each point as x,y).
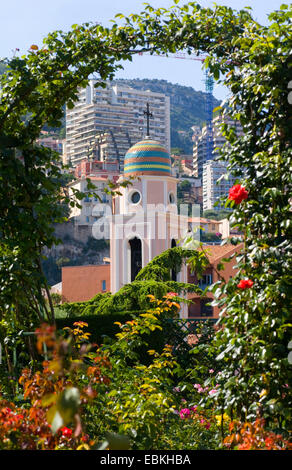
113,78 -> 221,154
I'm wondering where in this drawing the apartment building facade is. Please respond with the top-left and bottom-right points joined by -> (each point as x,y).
65,81 -> 171,170
74,159 -> 119,179
193,114 -> 243,179
36,134 -> 64,154
202,159 -> 237,211
68,174 -> 118,227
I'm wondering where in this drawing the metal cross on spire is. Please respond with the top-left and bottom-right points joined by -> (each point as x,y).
143,102 -> 153,138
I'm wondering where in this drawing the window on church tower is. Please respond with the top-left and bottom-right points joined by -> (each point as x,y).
171,239 -> 177,281
130,191 -> 141,204
129,237 -> 142,282
169,192 -> 175,204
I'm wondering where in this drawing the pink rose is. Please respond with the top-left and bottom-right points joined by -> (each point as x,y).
180,408 -> 191,419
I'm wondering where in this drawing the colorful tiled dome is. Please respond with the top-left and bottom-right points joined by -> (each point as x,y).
124,139 -> 171,176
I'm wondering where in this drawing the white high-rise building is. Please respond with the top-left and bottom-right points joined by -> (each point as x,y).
202,160 -> 237,211
65,81 -> 171,170
193,114 -> 243,179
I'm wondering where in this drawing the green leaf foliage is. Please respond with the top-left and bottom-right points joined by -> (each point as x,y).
0,0 -> 291,439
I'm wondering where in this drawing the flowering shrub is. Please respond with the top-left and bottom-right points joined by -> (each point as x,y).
0,322 -> 110,450
0,402 -> 84,450
80,296 -> 224,450
0,298 -> 222,450
2,295 -> 290,451
224,419 -> 292,450
178,405 -> 215,431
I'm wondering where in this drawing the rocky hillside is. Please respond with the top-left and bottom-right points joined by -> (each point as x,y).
42,226 -> 110,287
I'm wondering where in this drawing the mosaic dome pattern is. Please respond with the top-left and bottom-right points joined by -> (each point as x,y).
124,139 -> 171,176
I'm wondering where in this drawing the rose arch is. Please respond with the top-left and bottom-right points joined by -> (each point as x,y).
0,2 -> 291,428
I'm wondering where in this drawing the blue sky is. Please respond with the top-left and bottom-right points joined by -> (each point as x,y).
0,0 -> 285,99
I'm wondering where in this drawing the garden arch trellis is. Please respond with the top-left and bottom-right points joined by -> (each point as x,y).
0,3 -> 262,324
0,2 -> 291,427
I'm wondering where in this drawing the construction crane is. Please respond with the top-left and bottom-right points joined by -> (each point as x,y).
138,51 -> 214,161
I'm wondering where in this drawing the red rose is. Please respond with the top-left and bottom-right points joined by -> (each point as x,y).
61,427 -> 72,438
237,279 -> 253,289
228,184 -> 248,204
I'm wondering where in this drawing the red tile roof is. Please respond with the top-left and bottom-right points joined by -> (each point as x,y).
188,217 -> 222,224
198,243 -> 243,264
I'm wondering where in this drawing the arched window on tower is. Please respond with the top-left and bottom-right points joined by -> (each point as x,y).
171,239 -> 177,282
129,237 -> 142,282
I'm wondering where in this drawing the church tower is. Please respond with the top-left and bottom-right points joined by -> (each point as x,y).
109,138 -> 189,316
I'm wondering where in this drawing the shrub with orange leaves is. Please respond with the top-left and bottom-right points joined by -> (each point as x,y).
0,322 -> 111,450
0,401 -> 84,450
223,418 -> 292,450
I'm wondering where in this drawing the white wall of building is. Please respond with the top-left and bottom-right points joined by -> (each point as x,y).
66,81 -> 171,168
